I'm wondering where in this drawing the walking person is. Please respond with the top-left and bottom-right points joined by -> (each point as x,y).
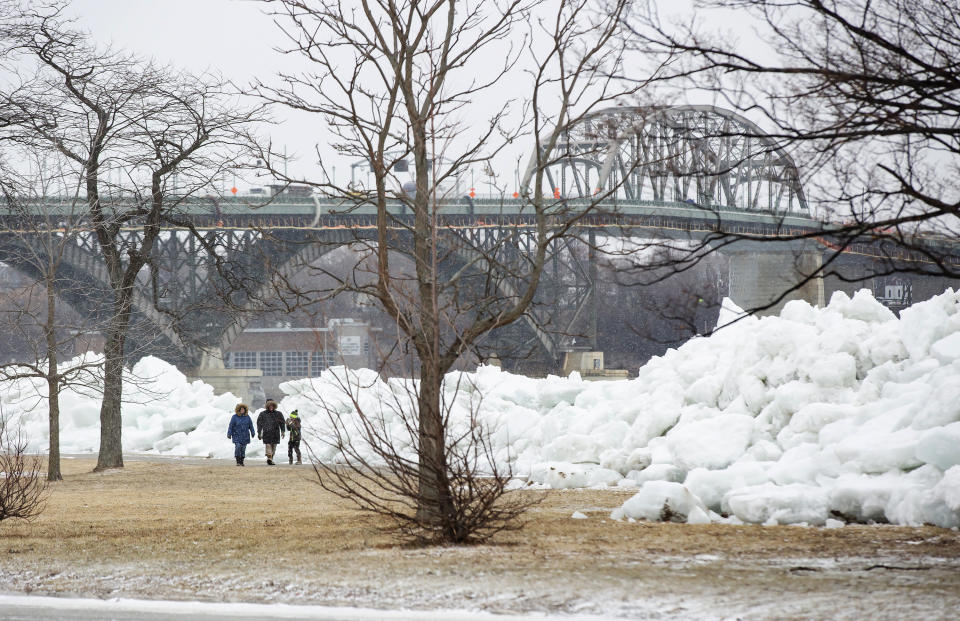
257,399 -> 285,465
227,403 -> 255,466
286,409 -> 302,465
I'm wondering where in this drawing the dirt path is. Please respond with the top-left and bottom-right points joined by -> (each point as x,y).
1,456 -> 958,619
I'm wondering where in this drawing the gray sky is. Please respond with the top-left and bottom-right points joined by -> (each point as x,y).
61,1 -> 584,195
59,1 -> 719,196
67,0 -> 274,79
66,0 -> 330,190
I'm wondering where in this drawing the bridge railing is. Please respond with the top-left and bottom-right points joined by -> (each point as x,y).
1,195 -> 825,230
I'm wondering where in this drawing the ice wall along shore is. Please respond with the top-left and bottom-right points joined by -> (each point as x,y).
7,289 -> 960,527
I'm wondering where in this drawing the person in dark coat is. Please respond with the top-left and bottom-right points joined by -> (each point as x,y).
257,399 -> 285,465
226,403 -> 255,466
286,409 -> 302,465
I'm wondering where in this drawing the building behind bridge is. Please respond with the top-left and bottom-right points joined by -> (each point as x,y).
221,318 -> 378,404
51,317 -> 379,408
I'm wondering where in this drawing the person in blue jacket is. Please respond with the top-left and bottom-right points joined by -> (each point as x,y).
227,403 -> 255,466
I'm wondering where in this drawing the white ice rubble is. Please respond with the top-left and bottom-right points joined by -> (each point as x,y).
6,288 -> 960,528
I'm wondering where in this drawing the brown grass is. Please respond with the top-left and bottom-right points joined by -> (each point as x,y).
1,456 -> 959,617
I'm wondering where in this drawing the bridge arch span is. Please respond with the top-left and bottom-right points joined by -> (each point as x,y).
213,229 -> 563,367
216,235 -> 349,356
524,104 -> 808,215
0,235 -> 185,363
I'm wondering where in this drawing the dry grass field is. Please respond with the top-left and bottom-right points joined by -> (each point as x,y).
1,455 -> 959,618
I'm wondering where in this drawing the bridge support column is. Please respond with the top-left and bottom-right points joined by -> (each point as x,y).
187,349 -> 265,408
726,248 -> 824,316
587,229 -> 598,349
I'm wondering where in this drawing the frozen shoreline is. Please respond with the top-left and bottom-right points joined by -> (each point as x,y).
0,594 -> 617,621
7,288 -> 960,528
2,548 -> 958,621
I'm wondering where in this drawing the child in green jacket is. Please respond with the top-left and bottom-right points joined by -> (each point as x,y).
286,409 -> 302,464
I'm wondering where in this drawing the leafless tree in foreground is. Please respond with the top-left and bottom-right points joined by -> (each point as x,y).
616,0 -> 960,313
304,367 -> 537,544
257,0 -> 635,543
0,412 -> 47,522
0,3 -> 260,471
0,151 -> 108,482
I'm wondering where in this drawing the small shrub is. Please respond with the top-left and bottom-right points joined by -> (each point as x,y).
0,419 -> 48,522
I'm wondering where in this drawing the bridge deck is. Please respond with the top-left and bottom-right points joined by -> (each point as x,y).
3,197 -> 825,233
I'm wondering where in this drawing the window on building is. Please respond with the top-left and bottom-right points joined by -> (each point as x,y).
310,350 -> 341,374
311,350 -> 340,373
229,351 -> 257,369
259,351 -> 283,376
285,351 -> 310,377
311,351 -> 325,373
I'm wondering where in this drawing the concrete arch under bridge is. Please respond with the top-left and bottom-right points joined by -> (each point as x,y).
0,220 -> 580,379
0,225 -> 309,370
211,225 -> 596,371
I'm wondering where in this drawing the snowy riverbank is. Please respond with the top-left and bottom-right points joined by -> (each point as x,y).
6,289 -> 960,528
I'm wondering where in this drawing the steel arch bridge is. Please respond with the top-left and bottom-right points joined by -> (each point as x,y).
0,105 -> 822,370
524,105 -> 808,214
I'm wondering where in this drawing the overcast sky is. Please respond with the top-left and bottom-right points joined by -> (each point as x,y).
62,1 -> 643,195
65,0 -> 532,193
65,0 -> 335,190
59,1 -> 744,196
67,0 -> 274,79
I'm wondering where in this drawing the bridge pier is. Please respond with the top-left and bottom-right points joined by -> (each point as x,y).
726,246 -> 824,316
186,349 -> 265,408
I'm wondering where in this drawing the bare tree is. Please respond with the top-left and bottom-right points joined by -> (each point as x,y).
0,412 -> 47,522
0,3 -> 260,470
619,0 -> 960,310
304,367 -> 536,543
0,149 -> 108,482
255,0 -> 634,542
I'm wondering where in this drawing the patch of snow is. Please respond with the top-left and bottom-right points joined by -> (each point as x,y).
8,289 -> 960,527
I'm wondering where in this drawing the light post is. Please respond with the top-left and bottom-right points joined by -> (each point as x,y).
515,157 -> 521,196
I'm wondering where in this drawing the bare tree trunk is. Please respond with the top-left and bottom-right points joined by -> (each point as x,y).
88,146 -> 126,472
45,275 -> 61,482
259,0 -> 632,544
94,307 -> 129,471
46,374 -> 61,482
416,364 -> 452,530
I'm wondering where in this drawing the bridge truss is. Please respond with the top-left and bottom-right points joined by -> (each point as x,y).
527,105 -> 809,214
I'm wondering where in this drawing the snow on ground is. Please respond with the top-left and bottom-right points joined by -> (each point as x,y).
0,594 -> 616,621
6,288 -> 960,528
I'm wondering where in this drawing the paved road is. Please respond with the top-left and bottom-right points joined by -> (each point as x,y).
0,595 -> 615,621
